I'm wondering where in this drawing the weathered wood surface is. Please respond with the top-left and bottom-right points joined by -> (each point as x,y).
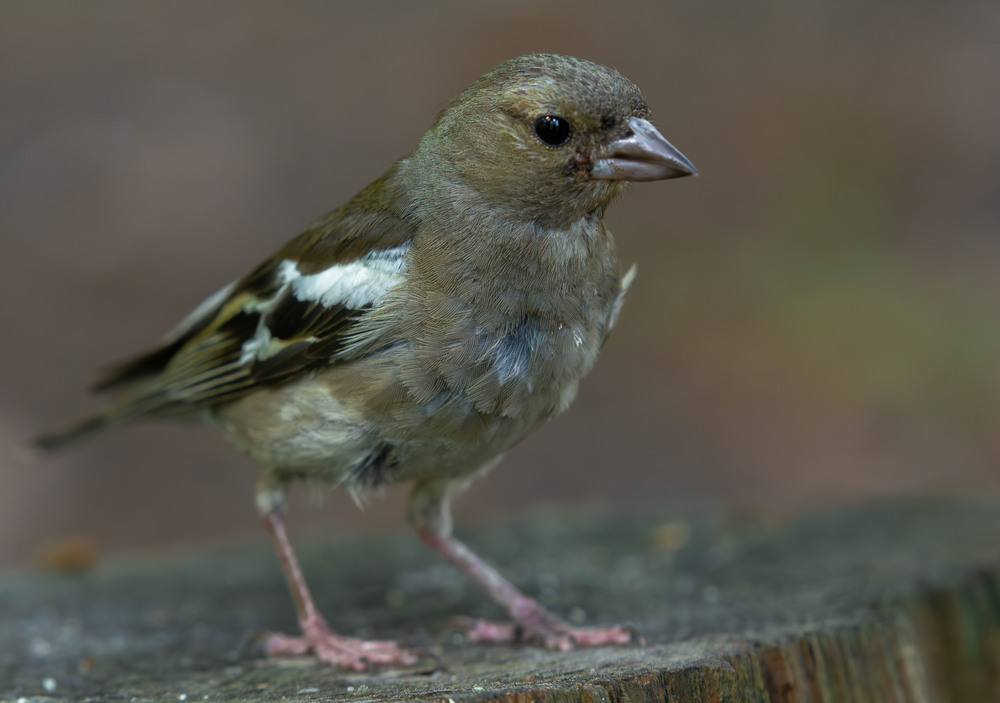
2,497 -> 1000,702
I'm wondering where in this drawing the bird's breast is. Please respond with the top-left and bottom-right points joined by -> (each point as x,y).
390,223 -> 623,438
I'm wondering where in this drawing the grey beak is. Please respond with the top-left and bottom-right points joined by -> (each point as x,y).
591,116 -> 698,181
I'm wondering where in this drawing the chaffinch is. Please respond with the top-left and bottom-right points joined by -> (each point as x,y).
32,53 -> 697,669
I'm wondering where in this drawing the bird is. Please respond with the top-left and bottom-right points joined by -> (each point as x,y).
29,53 -> 697,670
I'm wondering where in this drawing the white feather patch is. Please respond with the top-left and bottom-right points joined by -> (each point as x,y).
238,323 -> 283,363
238,244 -> 409,364
607,263 -> 636,332
280,244 -> 409,309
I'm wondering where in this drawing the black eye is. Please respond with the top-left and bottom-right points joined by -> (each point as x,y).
533,115 -> 572,147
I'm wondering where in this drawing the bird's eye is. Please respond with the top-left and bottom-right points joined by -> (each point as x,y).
533,115 -> 572,147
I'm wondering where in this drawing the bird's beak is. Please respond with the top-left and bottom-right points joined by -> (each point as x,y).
591,116 -> 698,181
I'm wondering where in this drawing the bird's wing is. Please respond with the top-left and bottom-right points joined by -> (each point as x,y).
93,167 -> 414,412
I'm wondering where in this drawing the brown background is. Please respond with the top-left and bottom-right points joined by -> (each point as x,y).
3,1 -> 1000,569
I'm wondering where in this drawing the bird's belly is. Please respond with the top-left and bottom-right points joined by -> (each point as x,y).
209,379 -> 380,480
372,322 -> 599,482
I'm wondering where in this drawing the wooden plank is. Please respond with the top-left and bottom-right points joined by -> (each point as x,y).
2,497 -> 999,702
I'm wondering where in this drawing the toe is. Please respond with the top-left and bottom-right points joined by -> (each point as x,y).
265,631 -> 418,669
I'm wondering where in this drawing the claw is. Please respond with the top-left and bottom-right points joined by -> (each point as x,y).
266,630 -> 419,670
264,614 -> 419,670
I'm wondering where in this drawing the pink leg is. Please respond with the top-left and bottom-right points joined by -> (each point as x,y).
262,510 -> 418,669
417,529 -> 637,651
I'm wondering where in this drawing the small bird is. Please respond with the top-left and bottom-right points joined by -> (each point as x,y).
30,53 -> 696,669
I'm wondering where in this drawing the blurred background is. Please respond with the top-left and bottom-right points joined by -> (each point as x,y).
2,1 -> 1000,570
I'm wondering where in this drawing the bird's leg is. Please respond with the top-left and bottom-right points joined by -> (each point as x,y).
408,478 -> 637,651
258,481 -> 418,669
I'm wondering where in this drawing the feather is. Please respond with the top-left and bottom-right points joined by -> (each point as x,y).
55,169 -> 416,435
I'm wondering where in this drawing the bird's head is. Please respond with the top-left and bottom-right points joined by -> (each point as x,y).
412,53 -> 696,229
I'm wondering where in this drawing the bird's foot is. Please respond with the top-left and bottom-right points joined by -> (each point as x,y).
449,614 -> 640,652
266,615 -> 419,670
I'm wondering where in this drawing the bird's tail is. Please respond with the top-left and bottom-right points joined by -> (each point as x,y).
22,402 -> 151,459
27,413 -> 118,454
24,350 -> 172,458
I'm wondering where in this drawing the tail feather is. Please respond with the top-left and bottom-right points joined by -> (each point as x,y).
27,412 -> 120,453
24,378 -> 172,460
25,397 -> 160,455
